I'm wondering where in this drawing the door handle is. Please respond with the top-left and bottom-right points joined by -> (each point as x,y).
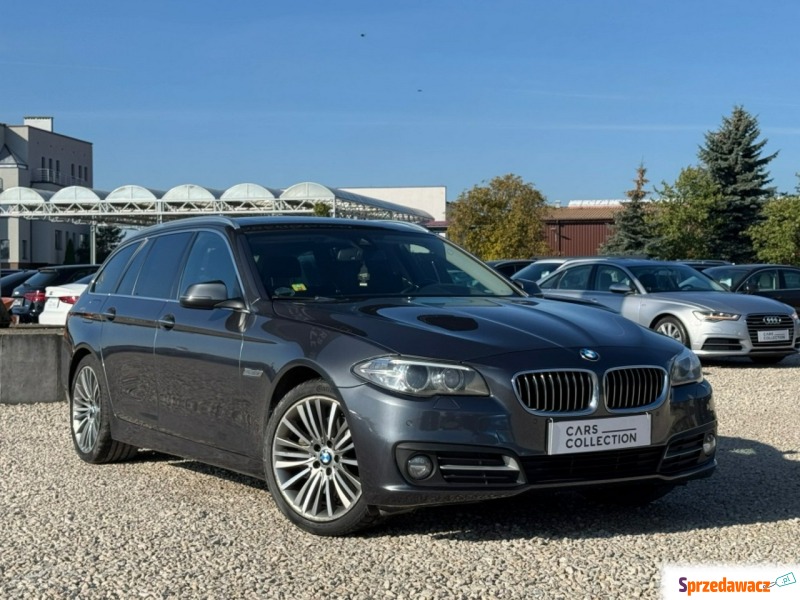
157,314 -> 176,330
101,307 -> 116,322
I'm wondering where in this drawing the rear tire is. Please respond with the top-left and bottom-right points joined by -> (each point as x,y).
70,355 -> 138,463
654,316 -> 689,347
264,379 -> 379,536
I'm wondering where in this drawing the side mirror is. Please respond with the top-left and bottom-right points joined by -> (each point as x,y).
609,282 -> 634,295
515,279 -> 543,297
180,281 -> 229,309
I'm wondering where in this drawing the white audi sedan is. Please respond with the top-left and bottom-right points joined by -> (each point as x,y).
538,258 -> 800,364
38,274 -> 94,326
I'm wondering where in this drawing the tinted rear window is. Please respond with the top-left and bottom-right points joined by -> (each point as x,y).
18,270 -> 61,288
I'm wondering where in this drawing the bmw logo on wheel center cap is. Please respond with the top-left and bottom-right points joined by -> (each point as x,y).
580,348 -> 600,361
319,449 -> 333,465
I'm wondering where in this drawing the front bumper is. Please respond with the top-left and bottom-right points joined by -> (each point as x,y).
340,378 -> 716,509
689,315 -> 800,358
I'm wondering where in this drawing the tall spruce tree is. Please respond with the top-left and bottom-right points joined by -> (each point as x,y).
600,163 -> 652,256
697,106 -> 777,262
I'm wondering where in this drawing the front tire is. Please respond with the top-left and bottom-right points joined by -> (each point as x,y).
654,316 -> 689,347
70,355 -> 138,463
264,379 -> 378,536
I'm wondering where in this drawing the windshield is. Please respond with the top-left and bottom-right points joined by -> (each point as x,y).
703,267 -> 747,290
513,261 -> 564,283
630,265 -> 727,293
244,226 -> 520,300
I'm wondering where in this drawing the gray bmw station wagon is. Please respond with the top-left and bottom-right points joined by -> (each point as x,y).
64,216 -> 717,535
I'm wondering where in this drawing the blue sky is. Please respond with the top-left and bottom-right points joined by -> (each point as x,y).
5,1 -> 800,204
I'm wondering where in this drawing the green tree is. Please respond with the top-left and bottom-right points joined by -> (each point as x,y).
749,195 -> 800,265
447,174 -> 549,260
76,237 -> 91,263
63,237 -> 76,265
648,166 -> 721,260
95,224 -> 125,262
600,163 -> 653,256
697,106 -> 778,262
313,202 -> 332,217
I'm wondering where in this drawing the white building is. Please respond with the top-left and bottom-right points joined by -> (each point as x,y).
1,117 -> 94,266
0,116 -> 446,268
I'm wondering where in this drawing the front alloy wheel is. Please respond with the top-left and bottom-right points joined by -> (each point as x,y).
265,379 -> 377,535
655,316 -> 689,347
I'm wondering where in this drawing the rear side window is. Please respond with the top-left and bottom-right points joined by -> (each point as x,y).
93,243 -> 141,294
133,232 -> 193,300
781,269 -> 800,289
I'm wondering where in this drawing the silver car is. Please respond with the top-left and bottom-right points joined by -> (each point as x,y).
538,258 -> 800,364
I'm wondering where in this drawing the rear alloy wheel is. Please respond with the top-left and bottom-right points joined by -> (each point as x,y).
70,356 -> 138,463
654,316 -> 689,347
264,379 -> 378,536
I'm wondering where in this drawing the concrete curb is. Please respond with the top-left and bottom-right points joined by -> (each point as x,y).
0,327 -> 64,404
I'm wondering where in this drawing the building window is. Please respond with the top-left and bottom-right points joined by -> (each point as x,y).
85,167 -> 90,182
49,158 -> 53,170
71,164 -> 75,177
56,159 -> 60,173
41,157 -> 46,169
55,230 -> 63,251
0,239 -> 9,260
78,165 -> 83,179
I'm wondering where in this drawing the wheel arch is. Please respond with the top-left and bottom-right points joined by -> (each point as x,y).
648,312 -> 685,330
68,345 -> 98,392
268,364 -> 332,417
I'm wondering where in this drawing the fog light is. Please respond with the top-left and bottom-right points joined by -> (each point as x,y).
703,433 -> 717,455
407,454 -> 434,480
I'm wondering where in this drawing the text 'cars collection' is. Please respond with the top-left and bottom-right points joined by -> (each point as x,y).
60,217 -> 720,535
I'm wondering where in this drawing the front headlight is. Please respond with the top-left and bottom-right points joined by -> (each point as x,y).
693,310 -> 740,322
353,357 -> 490,397
670,348 -> 703,386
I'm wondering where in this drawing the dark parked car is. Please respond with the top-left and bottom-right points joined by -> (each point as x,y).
485,259 -> 535,277
677,260 -> 732,272
0,269 -> 37,297
703,264 -> 800,311
64,217 -> 716,536
10,265 -> 99,323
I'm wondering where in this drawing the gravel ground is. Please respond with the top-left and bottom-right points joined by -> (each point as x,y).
2,356 -> 800,599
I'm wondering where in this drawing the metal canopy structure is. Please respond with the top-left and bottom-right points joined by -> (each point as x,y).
0,181 -> 434,227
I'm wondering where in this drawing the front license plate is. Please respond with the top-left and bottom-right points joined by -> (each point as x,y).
548,414 -> 651,455
757,329 -> 789,342
11,298 -> 21,307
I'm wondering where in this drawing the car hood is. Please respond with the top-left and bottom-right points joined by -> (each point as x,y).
645,291 -> 795,314
271,296 -> 680,362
